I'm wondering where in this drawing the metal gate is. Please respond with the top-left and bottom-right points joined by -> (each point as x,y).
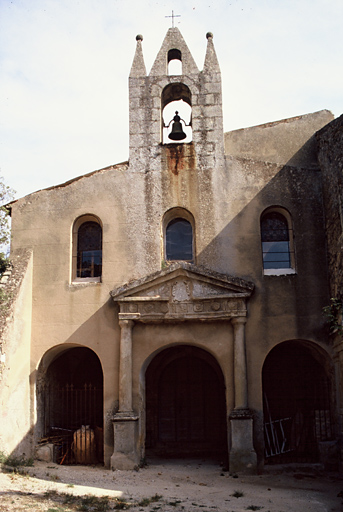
264,376 -> 334,463
41,383 -> 103,464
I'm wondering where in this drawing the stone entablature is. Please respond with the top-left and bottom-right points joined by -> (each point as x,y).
118,296 -> 247,323
110,262 -> 254,324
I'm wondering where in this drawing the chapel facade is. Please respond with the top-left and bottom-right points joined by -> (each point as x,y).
1,28 -> 342,473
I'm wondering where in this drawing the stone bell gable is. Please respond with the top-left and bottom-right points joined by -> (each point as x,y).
128,27 -> 224,174
149,28 -> 199,76
111,262 -> 254,323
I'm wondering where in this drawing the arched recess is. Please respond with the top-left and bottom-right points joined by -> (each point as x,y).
37,346 -> 104,464
145,345 -> 227,460
262,340 -> 335,464
162,83 -> 192,143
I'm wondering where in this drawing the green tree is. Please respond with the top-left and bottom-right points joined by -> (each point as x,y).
0,176 -> 15,275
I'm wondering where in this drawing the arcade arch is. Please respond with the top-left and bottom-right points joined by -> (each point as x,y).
145,345 -> 227,461
262,340 -> 334,463
37,346 -> 104,464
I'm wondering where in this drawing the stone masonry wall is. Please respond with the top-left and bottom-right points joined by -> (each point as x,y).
317,114 -> 343,471
0,249 -> 32,357
317,115 -> 343,301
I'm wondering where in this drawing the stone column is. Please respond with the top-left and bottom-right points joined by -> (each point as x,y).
232,317 -> 248,409
229,316 -> 257,474
111,319 -> 139,470
118,319 -> 134,412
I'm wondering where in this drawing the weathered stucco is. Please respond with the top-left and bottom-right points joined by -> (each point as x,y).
225,110 -> 334,167
0,249 -> 33,457
1,27 -> 341,473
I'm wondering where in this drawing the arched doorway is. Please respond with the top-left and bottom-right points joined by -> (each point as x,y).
263,340 -> 334,463
40,346 -> 103,464
145,345 -> 227,461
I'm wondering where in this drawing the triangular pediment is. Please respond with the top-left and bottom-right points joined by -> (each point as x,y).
111,262 -> 253,300
111,263 -> 254,323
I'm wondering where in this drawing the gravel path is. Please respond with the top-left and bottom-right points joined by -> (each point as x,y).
0,459 -> 342,511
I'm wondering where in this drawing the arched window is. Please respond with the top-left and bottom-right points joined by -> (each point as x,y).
72,215 -> 102,281
260,208 -> 294,272
163,208 -> 195,263
162,83 -> 192,144
166,218 -> 193,261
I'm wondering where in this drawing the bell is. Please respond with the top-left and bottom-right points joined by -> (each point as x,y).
168,111 -> 187,141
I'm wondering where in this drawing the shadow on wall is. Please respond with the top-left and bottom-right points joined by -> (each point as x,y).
193,146 -> 332,464
197,156 -> 329,334
4,132 -> 334,469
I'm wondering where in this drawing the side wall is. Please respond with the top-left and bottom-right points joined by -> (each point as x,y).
0,249 -> 33,458
317,114 -> 343,469
225,110 -> 333,167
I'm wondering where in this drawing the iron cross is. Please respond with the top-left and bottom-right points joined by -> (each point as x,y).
165,10 -> 181,28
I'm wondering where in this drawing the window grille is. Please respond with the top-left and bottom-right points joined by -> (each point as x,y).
261,212 -> 293,269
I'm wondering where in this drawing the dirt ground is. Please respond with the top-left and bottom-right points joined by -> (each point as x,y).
0,458 -> 342,512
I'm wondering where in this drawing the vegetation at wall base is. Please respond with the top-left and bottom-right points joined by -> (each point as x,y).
323,297 -> 343,335
0,450 -> 34,468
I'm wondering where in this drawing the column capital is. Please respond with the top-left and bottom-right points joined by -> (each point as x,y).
119,319 -> 134,329
231,316 -> 247,326
229,408 -> 253,420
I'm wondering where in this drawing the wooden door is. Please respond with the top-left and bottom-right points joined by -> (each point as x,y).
146,346 -> 227,457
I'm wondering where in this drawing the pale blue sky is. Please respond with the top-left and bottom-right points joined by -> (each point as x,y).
1,0 -> 342,199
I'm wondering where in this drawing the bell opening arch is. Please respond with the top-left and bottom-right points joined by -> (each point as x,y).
162,83 -> 192,143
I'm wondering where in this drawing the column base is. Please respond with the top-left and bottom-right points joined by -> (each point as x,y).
229,409 -> 257,474
111,412 -> 139,470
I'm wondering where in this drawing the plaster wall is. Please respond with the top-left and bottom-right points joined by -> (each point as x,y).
5,26 -> 335,467
0,250 -> 33,458
225,110 -> 333,167
8,113 -> 333,464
